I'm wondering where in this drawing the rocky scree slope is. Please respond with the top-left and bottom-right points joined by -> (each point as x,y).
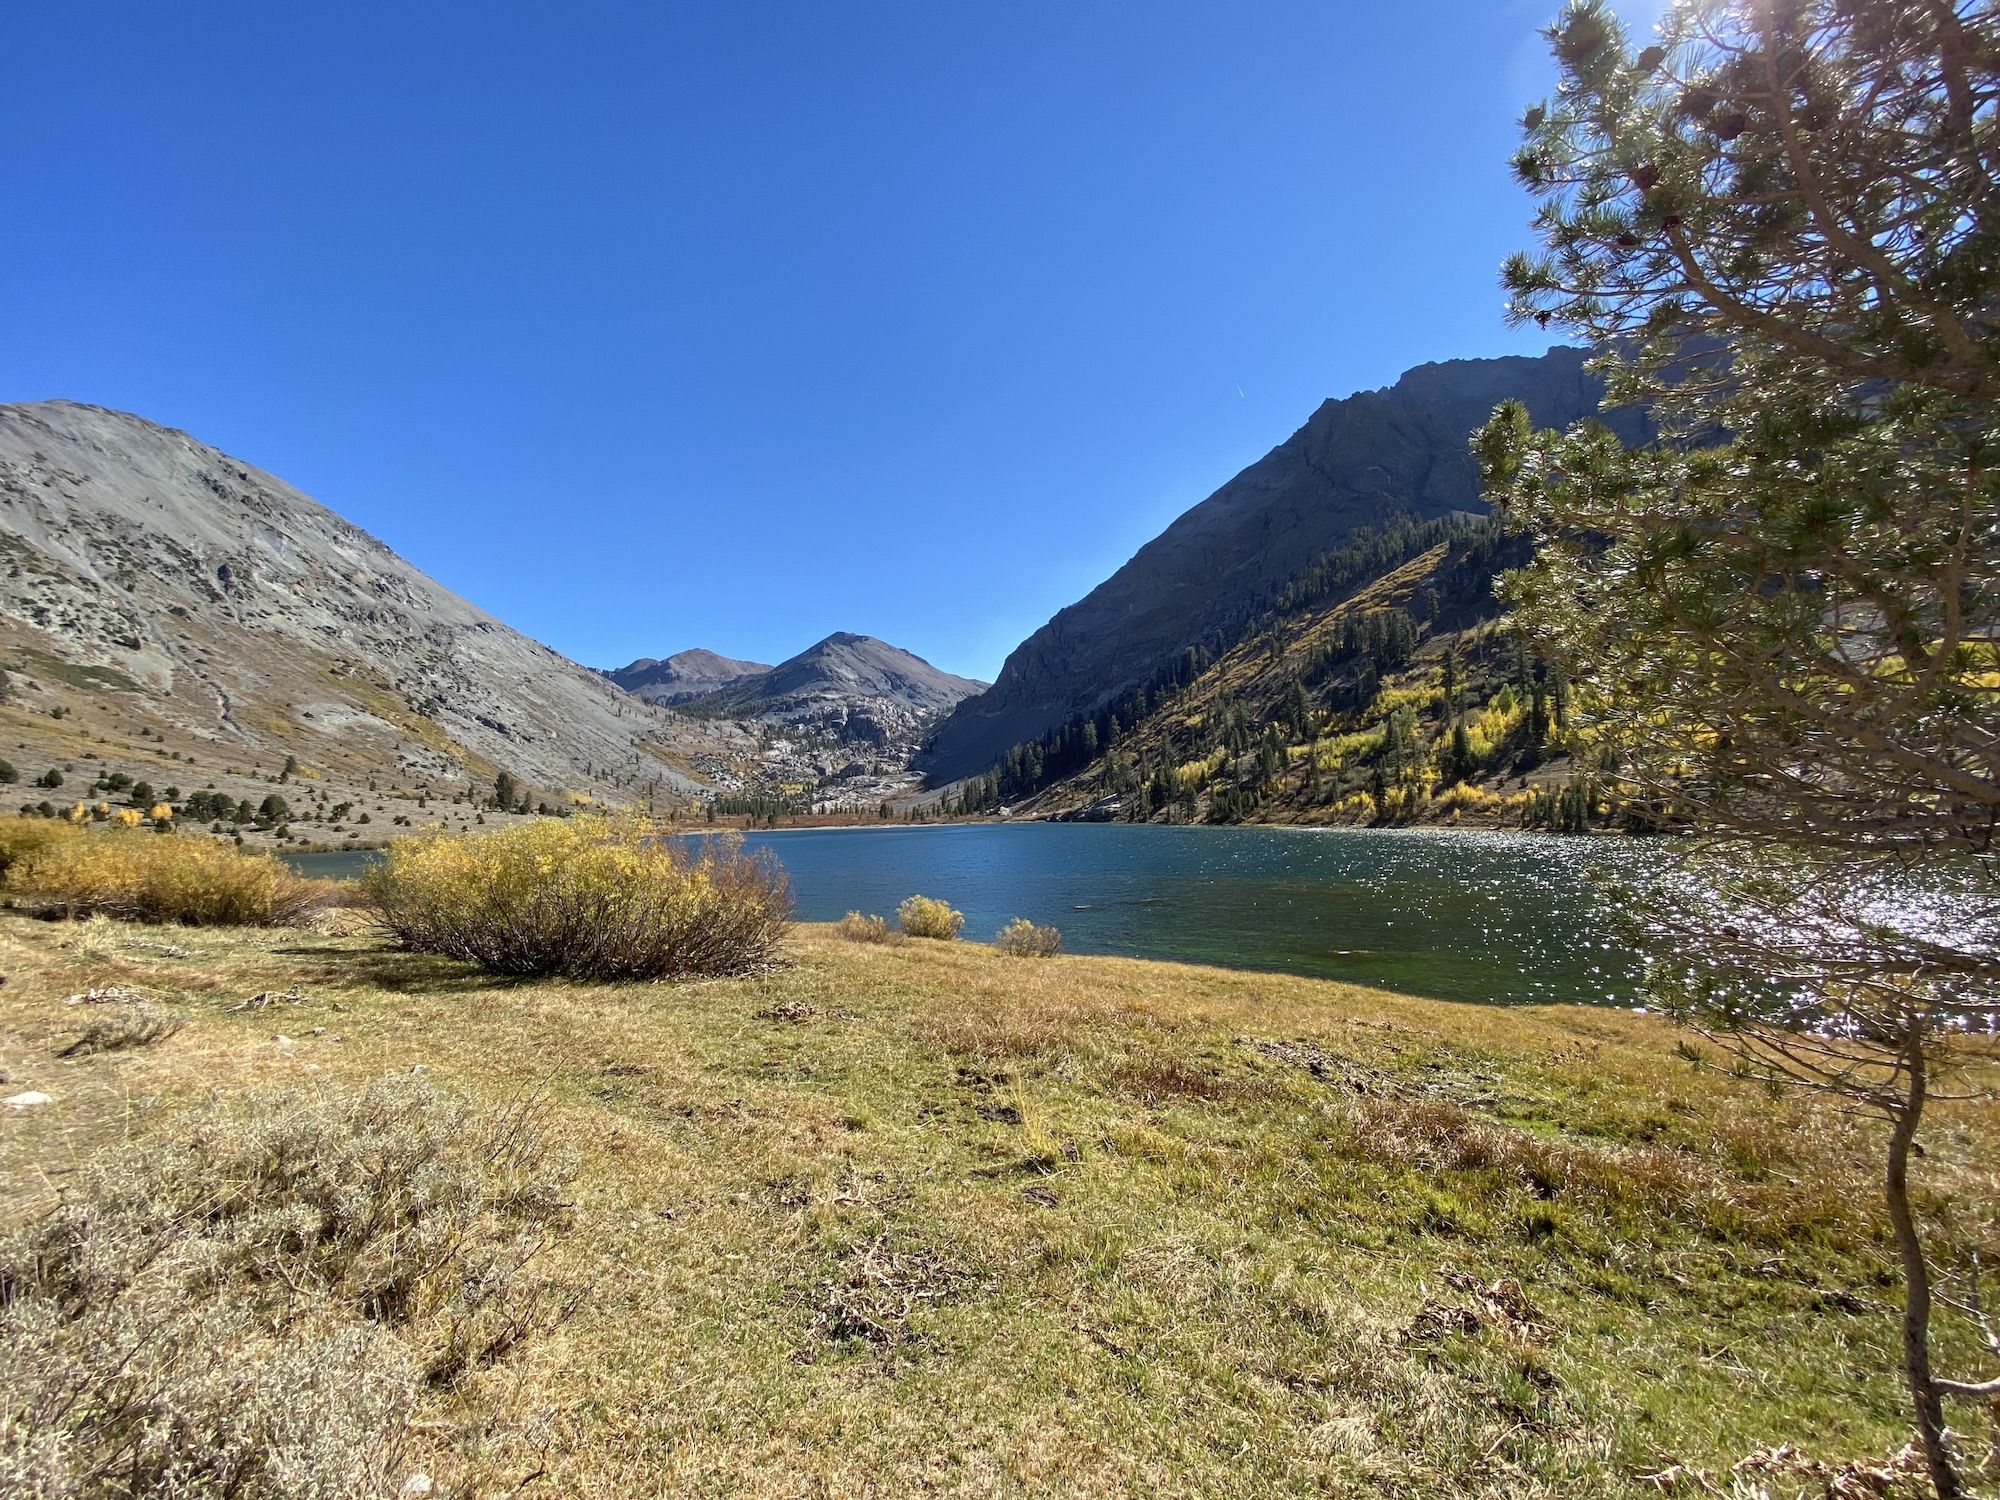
0,400 -> 740,802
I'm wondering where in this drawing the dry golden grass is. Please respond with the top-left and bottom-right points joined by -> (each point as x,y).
1,1069 -> 577,1497
54,996 -> 184,1056
0,911 -> 1993,1496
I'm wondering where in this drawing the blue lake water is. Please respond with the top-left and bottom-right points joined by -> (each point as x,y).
285,823 -> 1645,1006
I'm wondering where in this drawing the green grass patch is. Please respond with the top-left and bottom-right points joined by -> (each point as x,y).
0,912 -> 1989,1495
8,645 -> 140,693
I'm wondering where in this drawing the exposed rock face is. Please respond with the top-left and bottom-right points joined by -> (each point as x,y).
681,632 -> 986,747
601,648 -> 771,705
918,345 -> 1651,782
0,400 -> 736,799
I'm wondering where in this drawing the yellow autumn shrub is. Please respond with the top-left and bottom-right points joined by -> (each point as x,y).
834,911 -> 903,945
994,917 -> 1061,958
0,817 -> 79,877
7,831 -> 325,926
897,895 -> 964,941
1434,782 -> 1501,814
365,815 -> 790,980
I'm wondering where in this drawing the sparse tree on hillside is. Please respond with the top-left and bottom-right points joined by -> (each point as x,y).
1447,719 -> 1477,786
1477,2 -> 1999,1490
494,770 -> 520,812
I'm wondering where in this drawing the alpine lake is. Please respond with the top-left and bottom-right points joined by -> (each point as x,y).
284,822 -> 1648,1007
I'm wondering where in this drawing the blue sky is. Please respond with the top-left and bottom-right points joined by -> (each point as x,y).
4,1 -> 1659,683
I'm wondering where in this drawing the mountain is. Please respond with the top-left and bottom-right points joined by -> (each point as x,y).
951,515 -> 1592,829
918,345 -> 1650,784
680,632 -> 985,748
0,400 -> 743,820
601,648 -> 771,705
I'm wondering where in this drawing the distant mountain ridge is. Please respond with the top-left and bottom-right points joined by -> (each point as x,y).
918,344 -> 1650,783
602,648 -> 771,705
673,632 -> 985,748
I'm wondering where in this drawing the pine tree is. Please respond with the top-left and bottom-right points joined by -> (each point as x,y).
1448,720 -> 1475,785
1478,4 -> 2000,1486
1282,678 -> 1313,739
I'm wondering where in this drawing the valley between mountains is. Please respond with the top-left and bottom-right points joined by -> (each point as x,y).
0,344 -> 1618,845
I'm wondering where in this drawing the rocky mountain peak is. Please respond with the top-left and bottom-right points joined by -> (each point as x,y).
601,648 -> 771,705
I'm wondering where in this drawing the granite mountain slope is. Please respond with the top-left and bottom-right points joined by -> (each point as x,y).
918,345 -> 1649,783
0,400 -> 741,808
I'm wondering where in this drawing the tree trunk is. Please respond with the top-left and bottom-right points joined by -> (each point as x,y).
1885,1037 -> 1960,1499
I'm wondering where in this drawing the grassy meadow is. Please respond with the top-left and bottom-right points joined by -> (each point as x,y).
4,896 -> 1995,1496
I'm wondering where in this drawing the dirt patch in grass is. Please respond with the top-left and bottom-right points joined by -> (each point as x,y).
807,1231 -> 977,1354
1405,1269 -> 1552,1346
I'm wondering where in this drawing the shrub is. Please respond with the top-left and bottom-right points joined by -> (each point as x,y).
1433,782 -> 1500,815
366,815 -> 790,980
995,917 -> 1061,958
835,910 -> 904,945
58,1000 -> 184,1057
0,1307 -> 419,1499
5,832 -> 326,926
0,817 -> 76,877
0,1074 -> 578,1495
898,895 -> 964,941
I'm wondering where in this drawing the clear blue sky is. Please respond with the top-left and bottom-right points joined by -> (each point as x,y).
3,0 -> 1658,683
